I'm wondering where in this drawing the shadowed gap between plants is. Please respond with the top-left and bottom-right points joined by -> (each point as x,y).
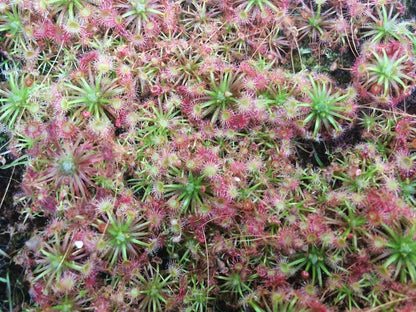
294,121 -> 363,168
0,132 -> 47,310
0,51 -> 9,82
397,87 -> 416,115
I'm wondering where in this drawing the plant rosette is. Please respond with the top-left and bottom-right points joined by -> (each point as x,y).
352,40 -> 416,106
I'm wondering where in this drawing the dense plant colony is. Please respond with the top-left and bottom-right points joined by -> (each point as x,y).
1,0 -> 416,311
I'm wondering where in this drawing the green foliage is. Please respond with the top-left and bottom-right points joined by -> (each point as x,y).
46,0 -> 96,31
196,71 -> 243,124
65,73 -> 123,121
361,4 -> 415,43
236,0 -> 280,14
353,41 -> 416,105
258,80 -> 296,116
0,268 -> 13,312
297,1 -> 334,43
269,292 -> 307,312
333,145 -> 386,193
366,48 -> 413,98
136,102 -> 185,150
162,167 -> 212,215
0,5 -> 31,53
129,161 -> 159,201
0,73 -> 37,128
96,209 -> 151,267
131,264 -> 173,312
48,292 -> 92,312
288,244 -> 335,287
332,281 -> 368,311
0,6 -> 23,38
32,232 -> 90,286
299,75 -> 354,139
183,274 -> 215,312
335,203 -> 368,250
398,177 -> 416,206
216,264 -> 255,299
375,221 -> 416,283
117,0 -> 163,34
1,123 -> 42,170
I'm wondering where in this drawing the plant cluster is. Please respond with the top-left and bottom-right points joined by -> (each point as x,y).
1,0 -> 416,311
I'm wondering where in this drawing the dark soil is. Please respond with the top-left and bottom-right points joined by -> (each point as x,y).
294,121 -> 363,168
0,133 -> 31,311
405,0 -> 416,19
397,87 -> 416,115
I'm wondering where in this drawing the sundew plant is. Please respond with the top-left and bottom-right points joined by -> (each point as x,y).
1,0 -> 416,311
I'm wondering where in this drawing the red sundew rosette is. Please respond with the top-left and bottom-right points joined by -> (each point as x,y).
352,41 -> 416,106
